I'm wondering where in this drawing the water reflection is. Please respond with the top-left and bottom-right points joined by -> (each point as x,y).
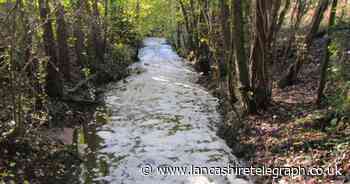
77,122 -> 109,184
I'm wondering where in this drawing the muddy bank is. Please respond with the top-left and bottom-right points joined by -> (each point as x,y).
0,42 -> 140,184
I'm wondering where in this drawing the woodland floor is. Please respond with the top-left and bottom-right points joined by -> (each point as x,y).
229,36 -> 350,184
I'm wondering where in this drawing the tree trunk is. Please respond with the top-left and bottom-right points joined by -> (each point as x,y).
73,0 -> 86,67
39,0 -> 63,98
276,0 -> 291,32
219,0 -> 230,79
281,0 -> 308,63
266,0 -> 282,46
197,0 -> 210,75
136,0 -> 141,22
8,0 -> 24,138
305,0 -> 330,46
56,3 -> 70,80
104,0 -> 109,54
90,0 -> 104,63
176,23 -> 182,48
317,0 -> 338,104
232,0 -> 252,113
249,0 -> 272,111
279,0 -> 330,88
178,0 -> 194,52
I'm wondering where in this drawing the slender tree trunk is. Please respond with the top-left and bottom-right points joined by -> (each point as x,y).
103,0 -> 109,53
90,0 -> 104,63
176,23 -> 182,48
56,3 -> 70,80
279,0 -> 330,88
189,0 -> 199,53
249,0 -> 272,111
178,0 -> 195,53
282,0 -> 308,62
19,0 -> 32,72
39,0 -> 63,98
317,0 -> 338,104
8,0 -> 24,137
276,0 -> 291,32
305,0 -> 330,45
73,0 -> 86,67
197,0 -> 210,75
232,0 -> 252,113
266,0 -> 282,46
219,0 -> 230,79
136,0 -> 141,22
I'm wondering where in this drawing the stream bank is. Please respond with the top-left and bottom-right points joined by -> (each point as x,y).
0,40 -> 140,184
194,34 -> 350,184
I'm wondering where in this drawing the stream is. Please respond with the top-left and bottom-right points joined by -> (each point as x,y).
79,38 -> 251,184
